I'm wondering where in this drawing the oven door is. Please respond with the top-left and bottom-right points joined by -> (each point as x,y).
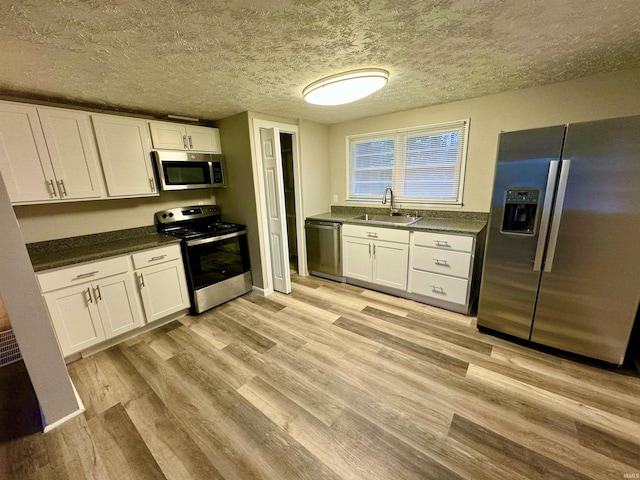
184,231 -> 251,290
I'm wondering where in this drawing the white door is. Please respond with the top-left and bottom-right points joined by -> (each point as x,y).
373,241 -> 409,290
137,260 -> 190,322
260,127 -> 291,294
38,107 -> 104,200
343,237 -> 373,282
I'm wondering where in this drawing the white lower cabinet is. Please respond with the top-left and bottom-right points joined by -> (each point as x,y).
408,231 -> 476,312
40,259 -> 142,357
342,225 -> 409,290
38,244 -> 189,357
341,223 -> 482,314
133,246 -> 189,323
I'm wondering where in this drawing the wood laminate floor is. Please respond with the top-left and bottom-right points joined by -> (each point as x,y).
2,273 -> 640,479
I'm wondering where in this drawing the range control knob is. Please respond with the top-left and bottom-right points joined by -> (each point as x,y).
162,213 -> 168,219
169,212 -> 174,217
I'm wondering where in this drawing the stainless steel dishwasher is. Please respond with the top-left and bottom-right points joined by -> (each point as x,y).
305,219 -> 345,282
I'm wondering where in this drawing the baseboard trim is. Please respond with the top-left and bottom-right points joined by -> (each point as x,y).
252,286 -> 271,297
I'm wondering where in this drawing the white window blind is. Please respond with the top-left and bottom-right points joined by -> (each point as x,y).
348,120 -> 469,204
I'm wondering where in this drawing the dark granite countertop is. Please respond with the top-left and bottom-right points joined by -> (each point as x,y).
27,226 -> 181,272
307,208 -> 487,236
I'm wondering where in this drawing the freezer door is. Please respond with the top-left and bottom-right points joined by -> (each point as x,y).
477,126 -> 565,338
531,115 -> 640,365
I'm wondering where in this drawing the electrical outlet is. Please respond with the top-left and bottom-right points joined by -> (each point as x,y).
333,194 -> 338,203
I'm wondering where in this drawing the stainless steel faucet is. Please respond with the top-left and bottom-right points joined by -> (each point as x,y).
382,187 -> 398,215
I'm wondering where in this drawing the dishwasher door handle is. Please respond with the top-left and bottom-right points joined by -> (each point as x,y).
306,224 -> 340,230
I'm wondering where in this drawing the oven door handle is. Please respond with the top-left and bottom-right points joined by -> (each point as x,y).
186,230 -> 247,247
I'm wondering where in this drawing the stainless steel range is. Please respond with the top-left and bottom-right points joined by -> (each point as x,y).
156,205 -> 252,314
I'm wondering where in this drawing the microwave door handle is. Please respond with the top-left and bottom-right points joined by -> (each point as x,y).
533,160 -> 559,271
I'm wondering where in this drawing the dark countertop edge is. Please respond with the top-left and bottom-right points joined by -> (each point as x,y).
307,212 -> 487,236
28,232 -> 181,272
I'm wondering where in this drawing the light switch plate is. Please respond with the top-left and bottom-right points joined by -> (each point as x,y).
333,194 -> 338,203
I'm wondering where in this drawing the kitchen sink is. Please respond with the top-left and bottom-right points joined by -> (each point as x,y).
351,214 -> 422,225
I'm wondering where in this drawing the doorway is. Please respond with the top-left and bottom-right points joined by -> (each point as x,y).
280,132 -> 298,274
252,119 -> 306,296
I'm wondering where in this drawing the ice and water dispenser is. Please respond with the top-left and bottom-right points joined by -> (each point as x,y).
501,188 -> 540,235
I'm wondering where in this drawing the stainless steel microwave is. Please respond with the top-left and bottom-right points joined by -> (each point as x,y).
152,150 -> 226,191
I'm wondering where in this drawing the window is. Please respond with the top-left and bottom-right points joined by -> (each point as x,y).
347,120 -> 469,205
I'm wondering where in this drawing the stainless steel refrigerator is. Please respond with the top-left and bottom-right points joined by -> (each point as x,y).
477,115 -> 640,365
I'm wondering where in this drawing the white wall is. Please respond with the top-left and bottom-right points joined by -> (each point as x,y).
0,171 -> 80,427
329,68 -> 640,213
299,119 -> 331,216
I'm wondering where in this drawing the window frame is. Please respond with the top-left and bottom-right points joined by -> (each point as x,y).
345,119 -> 470,206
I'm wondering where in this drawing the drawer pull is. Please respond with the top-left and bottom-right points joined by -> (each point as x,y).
435,240 -> 450,247
366,232 -> 378,238
434,259 -> 449,266
430,285 -> 446,294
73,271 -> 99,280
149,255 -> 167,262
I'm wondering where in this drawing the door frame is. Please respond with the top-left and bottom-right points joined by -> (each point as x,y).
252,119 -> 307,295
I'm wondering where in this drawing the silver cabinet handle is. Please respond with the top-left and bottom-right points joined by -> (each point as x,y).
138,273 -> 145,289
57,179 -> 67,197
545,159 -> 571,272
434,259 -> 449,266
84,287 -> 93,304
434,240 -> 450,247
73,271 -> 99,280
373,244 -> 376,257
188,135 -> 193,149
430,285 -> 445,294
149,177 -> 156,192
366,232 -> 378,238
183,135 -> 188,149
368,243 -> 371,257
149,255 -> 167,262
534,160 -> 560,272
93,285 -> 102,301
47,179 -> 57,197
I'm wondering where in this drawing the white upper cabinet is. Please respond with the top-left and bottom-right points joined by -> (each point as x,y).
38,107 -> 104,201
0,101 -> 104,204
149,121 -> 221,153
92,114 -> 158,197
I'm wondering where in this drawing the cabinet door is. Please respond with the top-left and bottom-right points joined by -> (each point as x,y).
43,284 -> 106,357
342,236 -> 373,282
95,273 -> 143,338
136,259 -> 189,323
186,125 -> 221,153
148,121 -> 187,150
92,115 -> 158,197
38,107 -> 104,200
0,101 -> 56,203
373,241 -> 409,290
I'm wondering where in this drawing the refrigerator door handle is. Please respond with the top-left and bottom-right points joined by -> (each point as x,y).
544,159 -> 571,272
533,160 -> 560,272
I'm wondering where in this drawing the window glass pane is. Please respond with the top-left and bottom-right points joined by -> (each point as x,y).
347,121 -> 468,203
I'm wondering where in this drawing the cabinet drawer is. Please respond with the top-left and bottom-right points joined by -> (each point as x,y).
413,231 -> 474,252
343,224 -> 409,244
132,244 -> 181,269
412,246 -> 472,278
37,256 -> 130,293
410,270 -> 469,306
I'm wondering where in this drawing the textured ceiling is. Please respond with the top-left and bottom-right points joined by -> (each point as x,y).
1,0 -> 639,124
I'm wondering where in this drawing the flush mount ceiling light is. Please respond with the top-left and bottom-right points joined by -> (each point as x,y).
302,68 -> 389,106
